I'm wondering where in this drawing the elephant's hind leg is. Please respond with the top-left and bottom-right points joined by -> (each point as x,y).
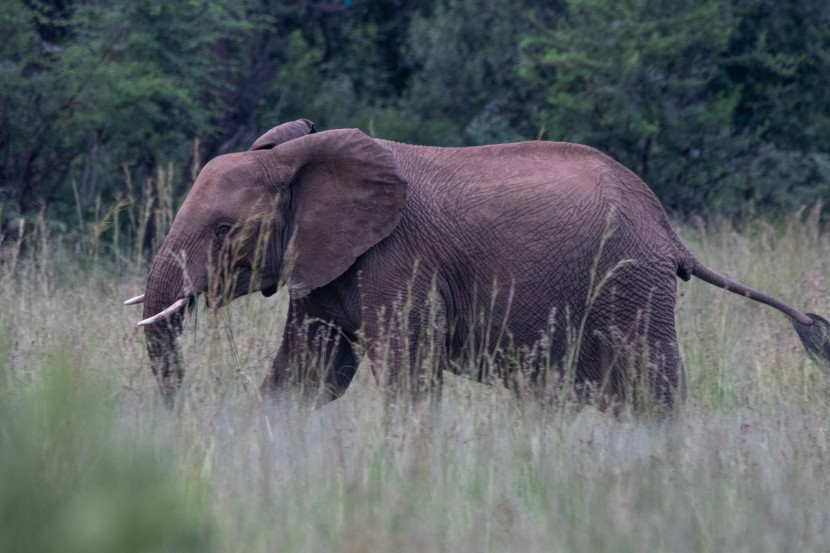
590,315 -> 685,415
587,268 -> 686,414
640,280 -> 687,412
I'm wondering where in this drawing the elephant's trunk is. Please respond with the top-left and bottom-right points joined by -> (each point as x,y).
142,245 -> 190,407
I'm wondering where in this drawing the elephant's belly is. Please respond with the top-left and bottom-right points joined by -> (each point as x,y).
442,297 -> 575,383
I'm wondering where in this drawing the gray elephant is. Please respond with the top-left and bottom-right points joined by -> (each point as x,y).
125,119 -> 830,411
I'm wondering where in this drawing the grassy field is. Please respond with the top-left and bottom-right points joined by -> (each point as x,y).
2,210 -> 830,552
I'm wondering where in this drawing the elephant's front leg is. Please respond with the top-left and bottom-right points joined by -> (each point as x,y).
366,300 -> 448,404
262,302 -> 359,407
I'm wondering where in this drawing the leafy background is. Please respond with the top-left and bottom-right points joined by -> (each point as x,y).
3,0 -> 830,236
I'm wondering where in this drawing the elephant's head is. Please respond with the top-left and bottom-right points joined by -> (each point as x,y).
127,120 -> 407,405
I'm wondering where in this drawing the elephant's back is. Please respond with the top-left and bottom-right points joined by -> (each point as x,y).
383,139 -> 657,212
388,140 -> 662,229
382,139 -> 694,281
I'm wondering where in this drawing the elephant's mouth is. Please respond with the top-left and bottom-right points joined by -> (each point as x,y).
220,265 -> 281,302
127,268 -> 279,326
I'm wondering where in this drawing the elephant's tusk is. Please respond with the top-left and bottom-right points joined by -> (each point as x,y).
136,297 -> 189,326
124,294 -> 145,305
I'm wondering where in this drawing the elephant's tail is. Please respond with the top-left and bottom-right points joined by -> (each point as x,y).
691,263 -> 812,324
690,262 -> 830,372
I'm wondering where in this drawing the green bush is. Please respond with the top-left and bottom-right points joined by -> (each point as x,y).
0,351 -> 215,553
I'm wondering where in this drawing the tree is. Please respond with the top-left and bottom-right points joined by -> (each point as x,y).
521,0 -> 738,210
520,0 -> 830,215
0,1 -> 235,219
398,0 -> 545,145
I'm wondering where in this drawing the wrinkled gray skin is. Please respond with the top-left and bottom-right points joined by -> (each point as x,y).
139,119 -> 829,411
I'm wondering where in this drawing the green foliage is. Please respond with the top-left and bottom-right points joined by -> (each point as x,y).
1,0 -> 244,220
522,0 -> 735,183
520,0 -> 830,215
2,0 -> 830,235
727,0 -> 830,152
0,357 -> 215,553
401,0 -> 533,145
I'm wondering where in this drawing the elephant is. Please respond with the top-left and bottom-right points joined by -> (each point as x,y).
125,119 -> 830,412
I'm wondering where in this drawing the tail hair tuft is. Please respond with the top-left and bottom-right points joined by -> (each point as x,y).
792,312 -> 830,373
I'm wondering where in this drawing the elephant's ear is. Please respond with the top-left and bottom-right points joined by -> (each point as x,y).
273,129 -> 407,299
249,119 -> 316,151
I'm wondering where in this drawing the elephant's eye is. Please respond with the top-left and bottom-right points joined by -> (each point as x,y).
215,224 -> 231,238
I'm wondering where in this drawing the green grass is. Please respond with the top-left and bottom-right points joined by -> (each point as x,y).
1,211 -> 830,552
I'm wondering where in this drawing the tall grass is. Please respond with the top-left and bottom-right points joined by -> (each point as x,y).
1,204 -> 829,552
